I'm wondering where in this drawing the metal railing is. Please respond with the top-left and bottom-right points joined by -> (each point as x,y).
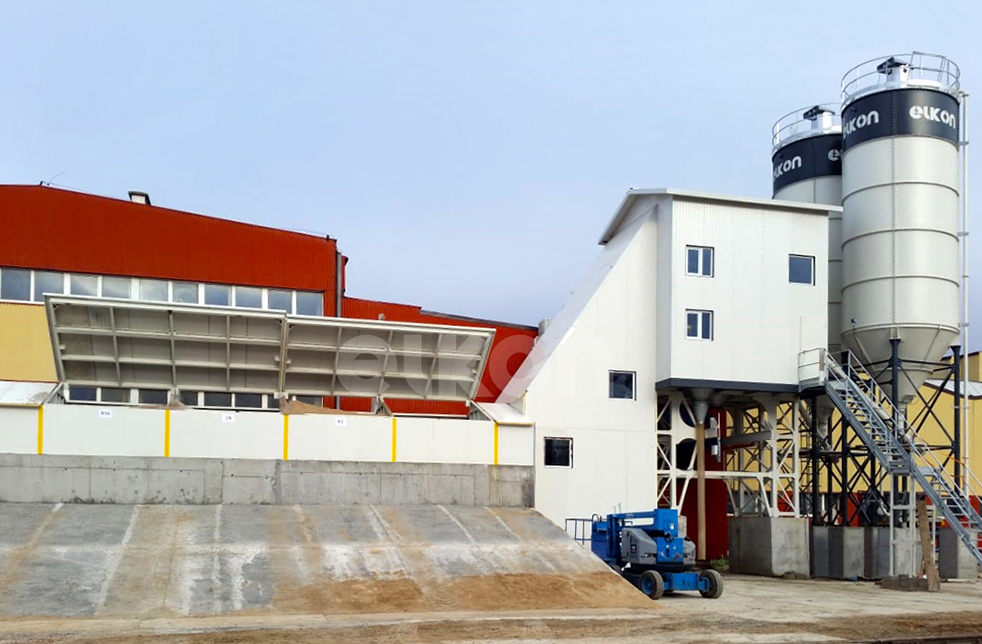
841,51 -> 960,102
772,103 -> 841,151
807,348 -> 982,567
565,517 -> 593,546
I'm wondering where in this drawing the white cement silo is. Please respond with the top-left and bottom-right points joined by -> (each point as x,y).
839,53 -> 961,405
772,104 -> 843,353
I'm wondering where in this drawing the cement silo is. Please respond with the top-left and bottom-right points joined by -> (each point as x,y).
839,53 -> 962,405
772,104 -> 842,353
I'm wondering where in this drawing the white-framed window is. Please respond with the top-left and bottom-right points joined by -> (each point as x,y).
686,309 -> 714,340
609,370 -> 636,400
789,254 -> 815,285
686,245 -> 714,277
0,266 -> 324,315
544,437 -> 573,467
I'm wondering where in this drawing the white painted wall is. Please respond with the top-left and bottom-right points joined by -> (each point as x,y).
0,405 -> 531,468
665,198 -> 828,385
44,405 -> 165,457
519,213 -> 660,526
0,407 -> 39,454
169,409 -> 282,460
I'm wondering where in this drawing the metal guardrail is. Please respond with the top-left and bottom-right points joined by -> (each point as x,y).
772,103 -> 841,151
841,51 -> 960,102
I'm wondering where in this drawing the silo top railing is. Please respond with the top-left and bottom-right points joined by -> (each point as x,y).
772,103 -> 841,151
841,52 -> 960,103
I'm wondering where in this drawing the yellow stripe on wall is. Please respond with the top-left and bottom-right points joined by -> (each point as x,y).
36,405 -> 44,455
391,416 -> 397,462
283,414 -> 290,461
164,409 -> 171,458
493,421 -> 499,466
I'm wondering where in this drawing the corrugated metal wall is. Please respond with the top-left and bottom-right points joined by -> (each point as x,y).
342,296 -> 537,414
0,186 -> 338,314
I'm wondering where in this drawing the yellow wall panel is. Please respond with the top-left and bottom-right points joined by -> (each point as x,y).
0,303 -> 56,382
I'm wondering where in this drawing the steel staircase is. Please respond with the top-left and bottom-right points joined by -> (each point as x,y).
807,349 -> 982,568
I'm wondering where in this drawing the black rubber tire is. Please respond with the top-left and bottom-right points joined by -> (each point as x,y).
639,570 -> 665,600
699,569 -> 724,599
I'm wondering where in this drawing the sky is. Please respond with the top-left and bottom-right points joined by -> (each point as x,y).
2,1 -> 980,343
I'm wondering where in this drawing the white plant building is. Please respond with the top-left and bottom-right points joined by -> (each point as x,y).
499,189 -> 834,542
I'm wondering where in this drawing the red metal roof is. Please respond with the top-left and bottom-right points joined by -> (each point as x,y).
0,185 -> 338,300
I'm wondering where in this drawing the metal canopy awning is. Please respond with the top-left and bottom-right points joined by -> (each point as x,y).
45,296 -> 495,402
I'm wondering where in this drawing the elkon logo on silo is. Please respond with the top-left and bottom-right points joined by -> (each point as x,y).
843,110 -> 880,136
773,156 -> 801,179
910,105 -> 957,128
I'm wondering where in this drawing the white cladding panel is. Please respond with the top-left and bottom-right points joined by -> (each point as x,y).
523,211 -> 659,525
667,199 -> 828,386
775,175 -> 843,353
841,134 -> 959,399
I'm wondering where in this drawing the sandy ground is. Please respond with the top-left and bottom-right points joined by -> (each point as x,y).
2,575 -> 981,644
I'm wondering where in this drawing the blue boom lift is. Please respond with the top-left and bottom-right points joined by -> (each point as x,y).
588,508 -> 723,600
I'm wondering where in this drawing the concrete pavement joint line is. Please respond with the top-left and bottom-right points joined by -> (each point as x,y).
484,507 -> 518,538
438,505 -> 476,544
94,504 -> 140,615
367,504 -> 404,544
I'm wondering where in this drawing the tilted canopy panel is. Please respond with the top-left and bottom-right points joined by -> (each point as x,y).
45,296 -> 495,402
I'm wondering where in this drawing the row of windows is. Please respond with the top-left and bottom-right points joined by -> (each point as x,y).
0,267 -> 325,316
685,246 -> 816,285
66,385 -> 323,410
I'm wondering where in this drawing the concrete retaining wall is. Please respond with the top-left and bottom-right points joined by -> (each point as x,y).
0,453 -> 534,506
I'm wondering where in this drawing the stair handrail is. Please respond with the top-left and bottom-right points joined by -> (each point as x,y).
825,350 -> 982,532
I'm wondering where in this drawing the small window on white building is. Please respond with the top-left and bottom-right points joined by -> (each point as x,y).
179,390 -> 201,407
789,255 -> 815,285
544,437 -> 572,467
609,371 -> 636,399
139,389 -> 169,405
686,309 -> 714,340
100,387 -> 131,404
686,246 -> 714,277
68,386 -> 97,402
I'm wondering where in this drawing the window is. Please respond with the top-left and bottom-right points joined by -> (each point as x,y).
235,286 -> 262,309
139,279 -> 168,302
293,395 -> 323,406
70,274 -> 98,296
235,392 -> 263,408
609,371 -> 636,400
203,391 -> 233,407
686,246 -> 714,277
268,289 -> 293,313
204,284 -> 231,306
789,254 -> 815,285
179,390 -> 201,407
1,268 -> 31,301
173,282 -> 199,304
100,388 -> 130,403
33,271 -> 64,301
686,309 -> 714,340
139,389 -> 169,405
102,276 -> 132,299
544,437 -> 573,467
68,386 -> 97,402
296,291 -> 324,316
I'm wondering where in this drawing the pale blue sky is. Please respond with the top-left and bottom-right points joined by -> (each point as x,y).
2,1 -> 980,340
